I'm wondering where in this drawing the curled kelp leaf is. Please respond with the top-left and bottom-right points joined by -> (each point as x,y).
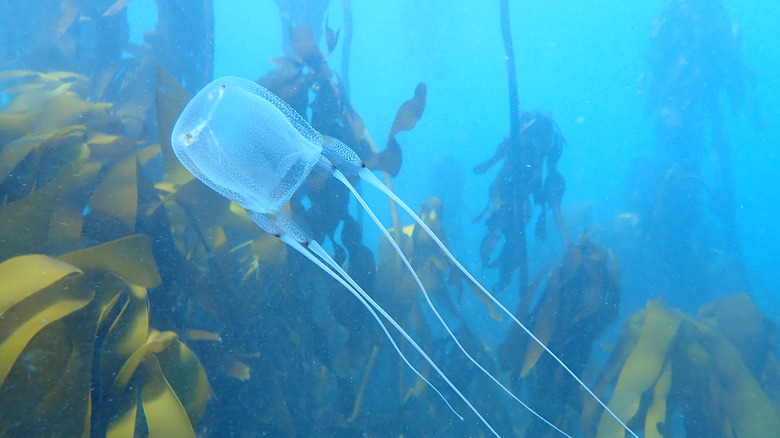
361,82 -> 426,176
0,236 -> 207,437
499,238 -> 620,436
325,16 -> 341,56
586,295 -> 780,438
389,83 -> 426,138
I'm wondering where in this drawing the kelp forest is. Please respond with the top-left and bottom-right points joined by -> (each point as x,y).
0,0 -> 778,437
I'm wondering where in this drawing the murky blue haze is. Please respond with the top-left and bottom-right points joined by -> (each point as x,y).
2,0 -> 779,436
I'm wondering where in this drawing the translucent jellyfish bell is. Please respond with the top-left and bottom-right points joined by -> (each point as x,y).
171,76 -> 322,214
171,77 -> 637,438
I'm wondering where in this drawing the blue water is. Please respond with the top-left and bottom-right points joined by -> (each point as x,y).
174,0 -> 780,316
4,0 -> 780,436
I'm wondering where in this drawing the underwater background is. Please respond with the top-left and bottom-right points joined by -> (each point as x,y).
1,0 -> 779,437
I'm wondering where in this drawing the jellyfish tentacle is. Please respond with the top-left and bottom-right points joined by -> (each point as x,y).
249,212 -> 466,422
357,168 -> 638,438
332,170 -> 571,437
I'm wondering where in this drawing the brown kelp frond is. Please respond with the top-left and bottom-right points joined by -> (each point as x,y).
497,238 -> 620,436
586,294 -> 780,438
0,236 -> 208,437
475,111 -> 568,293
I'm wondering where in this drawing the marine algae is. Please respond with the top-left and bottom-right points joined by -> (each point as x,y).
587,294 -> 780,438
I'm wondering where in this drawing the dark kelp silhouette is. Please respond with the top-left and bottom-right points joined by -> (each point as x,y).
499,237 -> 621,436
627,0 -> 758,309
475,0 -> 569,296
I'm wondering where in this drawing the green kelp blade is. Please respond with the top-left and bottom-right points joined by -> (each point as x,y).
141,355 -> 197,438
59,234 -> 162,288
0,276 -> 94,387
597,299 -> 682,438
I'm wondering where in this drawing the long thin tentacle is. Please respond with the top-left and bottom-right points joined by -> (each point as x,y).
333,170 -> 570,437
358,167 -> 639,438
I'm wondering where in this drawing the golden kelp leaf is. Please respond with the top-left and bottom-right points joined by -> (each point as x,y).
31,296 -> 101,438
141,355 -> 197,438
155,67 -> 194,185
582,311 -> 644,430
115,330 -> 179,389
0,112 -> 32,143
469,283 -> 503,321
185,329 -> 222,342
88,153 -> 139,231
157,338 -> 210,424
699,291 -> 775,367
0,71 -> 87,88
0,254 -> 82,315
389,83 -> 427,138
701,324 -> 780,437
0,144 -> 98,260
221,356 -> 251,381
0,276 -> 94,386
0,124 -> 86,184
58,0 -> 80,36
101,286 -> 150,382
60,234 -> 162,288
106,400 -> 138,438
102,287 -> 150,438
520,276 -> 561,377
160,177 -> 253,234
86,132 -> 133,159
138,144 -> 162,165
27,93 -> 111,132
644,362 -> 672,438
597,300 -> 682,438
204,226 -> 227,253
0,316 -> 72,434
104,0 -> 132,16
0,70 -> 39,83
